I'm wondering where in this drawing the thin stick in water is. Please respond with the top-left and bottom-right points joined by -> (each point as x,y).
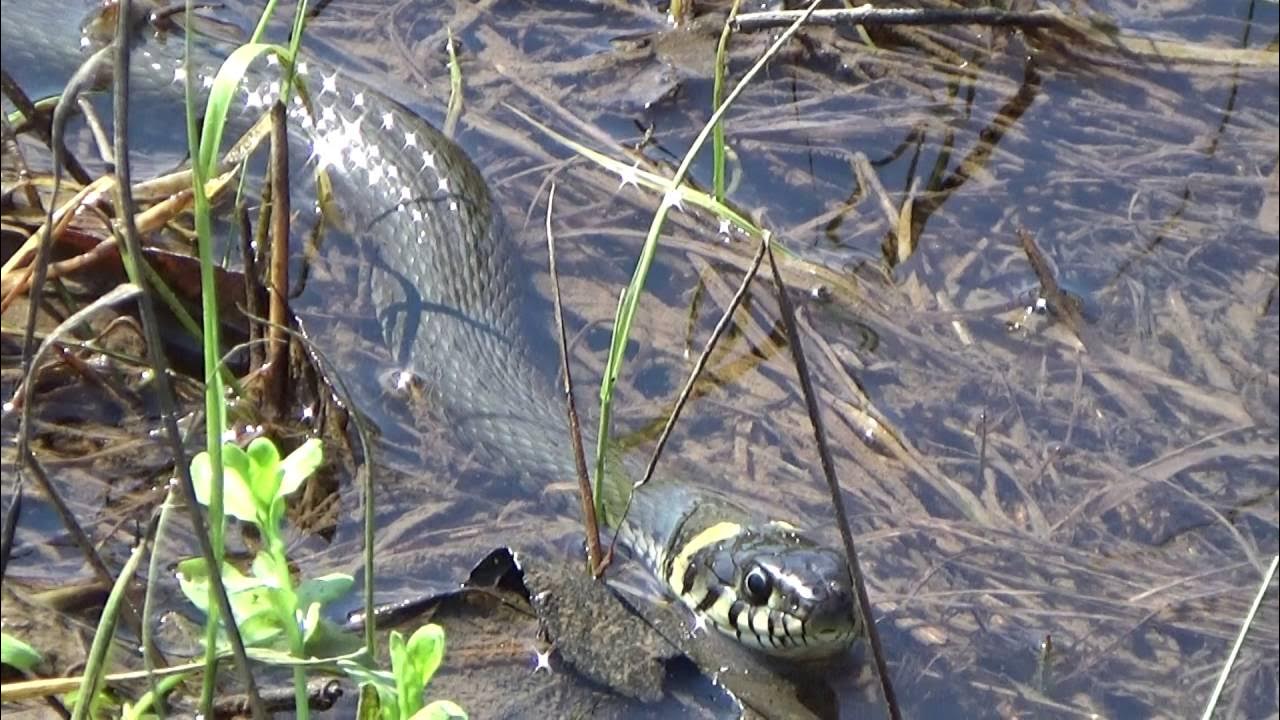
764,235 -> 902,720
545,184 -> 605,575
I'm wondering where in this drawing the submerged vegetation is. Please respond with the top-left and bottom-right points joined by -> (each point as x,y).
2,0 -> 469,716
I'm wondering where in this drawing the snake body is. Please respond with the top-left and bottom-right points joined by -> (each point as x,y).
1,0 -> 859,659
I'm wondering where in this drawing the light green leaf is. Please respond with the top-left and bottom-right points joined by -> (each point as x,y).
245,436 -> 283,508
337,658 -> 396,693
413,700 -> 467,720
176,558 -> 282,646
389,629 -> 415,718
250,551 -> 283,589
176,557 -> 258,613
190,444 -> 259,523
353,682 -> 385,720
244,646 -> 308,665
1,632 -> 43,673
296,572 -> 355,609
279,438 -> 323,497
232,607 -> 287,648
197,43 -> 292,178
301,617 -> 365,658
405,624 -> 446,691
300,601 -> 322,646
346,657 -> 397,720
268,494 -> 288,537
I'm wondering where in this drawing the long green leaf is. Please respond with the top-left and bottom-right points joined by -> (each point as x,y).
72,541 -> 148,720
595,0 -> 823,508
196,43 -> 292,178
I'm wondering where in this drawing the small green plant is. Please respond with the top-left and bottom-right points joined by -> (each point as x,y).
181,437 -> 346,651
340,625 -> 467,720
181,436 -> 333,718
181,436 -> 465,718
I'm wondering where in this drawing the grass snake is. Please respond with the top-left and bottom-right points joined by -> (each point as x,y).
1,0 -> 860,660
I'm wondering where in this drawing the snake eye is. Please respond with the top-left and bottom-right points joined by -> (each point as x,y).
743,566 -> 772,604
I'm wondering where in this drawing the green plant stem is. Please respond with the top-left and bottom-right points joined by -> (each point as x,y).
123,673 -> 189,720
267,536 -> 309,720
249,0 -> 280,42
182,1 -> 228,712
142,490 -> 179,719
72,539 -> 148,720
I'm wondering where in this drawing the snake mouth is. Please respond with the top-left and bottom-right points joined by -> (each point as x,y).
808,620 -> 858,654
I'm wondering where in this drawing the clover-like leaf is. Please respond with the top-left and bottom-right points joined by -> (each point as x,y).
175,558 -> 284,648
176,557 -> 258,613
232,604 -> 288,648
279,437 -> 323,498
190,443 -> 259,524
405,624 -> 446,692
245,436 -> 283,509
296,572 -> 355,609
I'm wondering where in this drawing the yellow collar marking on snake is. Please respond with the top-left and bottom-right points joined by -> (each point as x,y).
664,521 -> 743,596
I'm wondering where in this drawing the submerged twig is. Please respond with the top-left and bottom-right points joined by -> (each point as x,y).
1200,554 -> 1279,720
637,238 -> 767,490
734,6 -> 1066,33
238,206 -> 264,370
1017,227 -> 1089,348
764,235 -> 901,720
78,97 -> 115,166
545,184 -> 605,575
0,475 -> 19,580
212,679 -> 343,718
0,67 -> 92,185
733,3 -> 1278,68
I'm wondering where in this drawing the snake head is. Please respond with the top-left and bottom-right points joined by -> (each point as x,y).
676,520 -> 860,659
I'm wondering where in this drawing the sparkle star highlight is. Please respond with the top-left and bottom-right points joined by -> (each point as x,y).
617,163 -> 641,190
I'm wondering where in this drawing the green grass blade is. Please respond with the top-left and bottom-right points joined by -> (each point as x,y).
71,538 -> 149,720
196,43 -> 292,178
249,0 -> 281,43
593,0 -> 822,502
183,8 -> 288,712
711,0 -> 741,202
